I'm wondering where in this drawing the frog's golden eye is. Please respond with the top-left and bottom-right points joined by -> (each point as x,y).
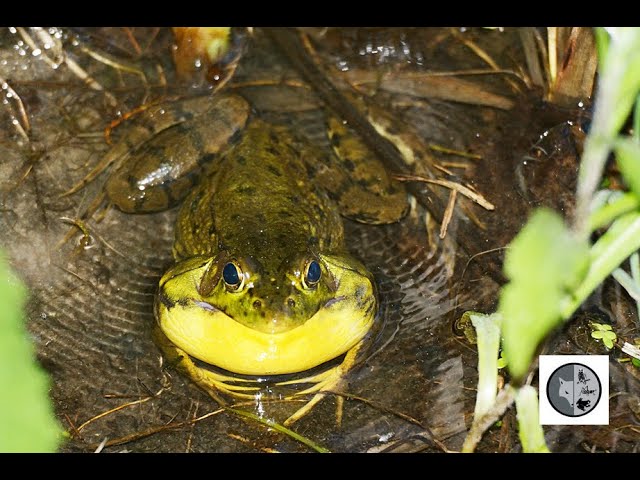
302,260 -> 321,289
222,261 -> 243,291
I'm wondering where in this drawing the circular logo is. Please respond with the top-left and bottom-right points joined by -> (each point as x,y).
546,363 -> 602,417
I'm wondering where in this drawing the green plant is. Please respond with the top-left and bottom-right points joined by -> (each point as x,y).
0,252 -> 62,452
590,322 -> 617,349
463,27 -> 640,453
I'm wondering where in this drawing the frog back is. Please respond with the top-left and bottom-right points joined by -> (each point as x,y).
173,120 -> 345,262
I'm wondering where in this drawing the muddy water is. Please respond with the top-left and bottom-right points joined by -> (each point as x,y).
0,27 -> 638,453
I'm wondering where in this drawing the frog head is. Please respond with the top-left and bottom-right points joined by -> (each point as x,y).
155,250 -> 376,376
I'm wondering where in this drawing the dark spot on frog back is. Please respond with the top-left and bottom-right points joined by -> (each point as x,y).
228,128 -> 244,146
267,164 -> 283,177
329,131 -> 343,147
355,285 -> 367,302
277,209 -> 291,219
342,158 -> 356,172
235,184 -> 256,195
197,152 -> 217,167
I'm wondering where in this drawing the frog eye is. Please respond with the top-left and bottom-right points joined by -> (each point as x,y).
303,260 -> 321,288
222,262 -> 243,291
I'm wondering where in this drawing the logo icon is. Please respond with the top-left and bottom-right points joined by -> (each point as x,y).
539,355 -> 609,425
546,363 -> 601,417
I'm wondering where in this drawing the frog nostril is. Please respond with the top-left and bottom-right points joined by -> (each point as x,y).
253,299 -> 262,309
287,298 -> 296,308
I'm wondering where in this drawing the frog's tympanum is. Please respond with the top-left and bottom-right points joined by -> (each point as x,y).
104,93 -> 408,424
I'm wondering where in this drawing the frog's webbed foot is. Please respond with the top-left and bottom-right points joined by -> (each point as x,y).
152,323 -> 253,406
153,323 -> 362,426
61,99 -> 190,198
62,94 -> 249,204
279,339 -> 363,426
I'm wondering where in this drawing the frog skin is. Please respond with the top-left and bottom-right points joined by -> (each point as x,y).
103,93 -> 408,424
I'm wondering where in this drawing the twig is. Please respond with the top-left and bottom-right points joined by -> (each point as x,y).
16,27 -> 118,107
461,384 -> 517,453
440,189 -> 457,239
224,407 -> 331,453
327,391 -> 452,453
548,27 -> 558,85
428,143 -> 482,160
122,27 -> 142,56
621,341 -> 640,360
227,433 -> 281,453
0,75 -> 31,139
85,408 -> 225,450
394,173 -> 495,210
75,388 -> 165,435
450,28 -> 522,94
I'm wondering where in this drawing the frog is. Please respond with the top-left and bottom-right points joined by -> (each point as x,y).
99,92 -> 409,425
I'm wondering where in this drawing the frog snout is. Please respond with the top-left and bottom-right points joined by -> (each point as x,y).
250,296 -> 297,313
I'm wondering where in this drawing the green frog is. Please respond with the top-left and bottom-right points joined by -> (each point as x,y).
102,93 -> 408,424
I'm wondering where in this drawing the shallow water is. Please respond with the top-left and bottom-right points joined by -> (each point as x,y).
0,27 -> 638,453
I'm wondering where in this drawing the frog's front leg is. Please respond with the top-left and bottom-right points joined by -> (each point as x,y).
106,95 -> 249,213
278,338 -> 364,426
153,318 -> 362,426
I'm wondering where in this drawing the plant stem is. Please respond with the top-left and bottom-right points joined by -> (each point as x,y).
588,192 -> 640,231
461,384 -> 516,453
470,313 -> 501,419
515,386 -> 550,453
563,212 -> 640,318
631,253 -> 640,324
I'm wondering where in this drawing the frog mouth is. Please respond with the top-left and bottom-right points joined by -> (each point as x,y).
190,296 -> 348,314
156,291 -> 376,376
182,296 -> 350,335
191,350 -> 349,396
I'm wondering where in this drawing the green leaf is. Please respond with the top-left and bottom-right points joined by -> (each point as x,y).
588,190 -> 639,232
590,323 -> 617,349
576,28 -> 640,230
595,28 -> 640,139
497,354 -> 508,370
615,137 -> 640,198
0,253 -> 62,452
630,252 -> 640,315
603,336 -> 615,349
634,94 -> 640,142
594,27 -> 610,71
632,357 -> 640,368
499,208 -> 589,382
567,212 -> 640,317
591,322 -> 613,331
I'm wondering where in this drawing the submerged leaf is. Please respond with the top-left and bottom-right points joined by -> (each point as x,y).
499,208 -> 589,382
